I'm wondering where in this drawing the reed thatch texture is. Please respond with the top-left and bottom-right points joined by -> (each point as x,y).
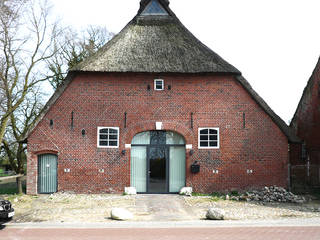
72,6 -> 240,74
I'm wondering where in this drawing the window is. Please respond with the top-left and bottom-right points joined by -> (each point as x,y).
154,79 -> 164,91
141,0 -> 169,16
198,128 -> 219,149
97,127 -> 119,148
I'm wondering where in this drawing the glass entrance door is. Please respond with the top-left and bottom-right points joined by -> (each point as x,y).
131,131 -> 186,193
148,146 -> 168,193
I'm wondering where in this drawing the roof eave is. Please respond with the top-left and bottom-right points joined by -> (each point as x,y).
236,75 -> 301,143
23,72 -> 77,142
290,56 -> 320,130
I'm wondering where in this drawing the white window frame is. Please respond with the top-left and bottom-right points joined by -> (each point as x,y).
154,79 -> 164,91
198,127 -> 220,149
97,127 -> 120,148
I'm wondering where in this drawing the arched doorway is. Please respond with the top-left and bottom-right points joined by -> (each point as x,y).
38,154 -> 58,194
131,131 -> 186,193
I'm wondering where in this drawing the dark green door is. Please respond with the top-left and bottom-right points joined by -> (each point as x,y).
38,154 -> 57,193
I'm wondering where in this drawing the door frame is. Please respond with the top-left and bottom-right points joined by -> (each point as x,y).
146,145 -> 170,194
37,154 -> 58,194
131,143 -> 186,194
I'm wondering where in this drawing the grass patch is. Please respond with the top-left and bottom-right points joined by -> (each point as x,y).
211,196 -> 221,202
230,191 -> 239,196
192,192 -> 225,201
0,173 -> 10,177
192,192 -> 211,197
0,181 -> 26,195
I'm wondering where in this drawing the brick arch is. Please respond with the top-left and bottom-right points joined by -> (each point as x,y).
124,121 -> 195,144
33,149 -> 59,156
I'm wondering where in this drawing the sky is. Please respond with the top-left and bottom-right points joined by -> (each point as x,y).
52,0 -> 320,123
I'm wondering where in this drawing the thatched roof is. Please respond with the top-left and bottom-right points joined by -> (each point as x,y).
291,56 -> 320,132
72,0 -> 240,74
24,0 -> 300,143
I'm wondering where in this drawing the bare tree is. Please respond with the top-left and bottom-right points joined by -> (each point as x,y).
0,0 -> 59,145
48,25 -> 114,89
2,87 -> 43,193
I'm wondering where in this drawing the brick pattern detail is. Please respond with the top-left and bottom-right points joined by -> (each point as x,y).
27,73 -> 289,194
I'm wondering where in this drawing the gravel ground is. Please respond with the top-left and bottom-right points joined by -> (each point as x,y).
1,193 -> 320,223
184,196 -> 320,220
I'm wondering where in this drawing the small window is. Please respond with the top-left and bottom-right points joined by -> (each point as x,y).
141,0 -> 169,16
154,79 -> 164,91
198,128 -> 219,149
97,127 -> 119,148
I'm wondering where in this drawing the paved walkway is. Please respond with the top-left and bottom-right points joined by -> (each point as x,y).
133,194 -> 197,221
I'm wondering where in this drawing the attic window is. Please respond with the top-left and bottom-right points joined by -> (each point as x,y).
141,0 -> 169,16
154,79 -> 164,91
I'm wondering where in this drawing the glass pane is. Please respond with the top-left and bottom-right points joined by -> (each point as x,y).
156,84 -> 163,90
169,146 -> 185,192
200,135 -> 208,141
209,129 -> 218,134
109,128 -> 118,134
166,132 -> 185,144
131,146 -> 147,192
200,129 -> 208,134
200,141 -> 208,147
156,81 -> 163,90
131,132 -> 150,144
150,131 -> 166,145
100,134 -> 108,140
209,141 -> 218,147
100,128 -> 108,134
149,146 -> 166,193
141,0 -> 168,16
109,135 -> 117,140
109,141 -> 117,146
209,135 -> 218,141
99,141 -> 108,146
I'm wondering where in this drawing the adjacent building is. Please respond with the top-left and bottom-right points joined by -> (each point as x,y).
290,57 -> 320,189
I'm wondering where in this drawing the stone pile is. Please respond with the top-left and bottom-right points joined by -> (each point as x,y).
230,186 -> 306,203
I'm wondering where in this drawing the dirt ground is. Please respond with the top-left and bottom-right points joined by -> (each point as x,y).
1,193 -> 320,223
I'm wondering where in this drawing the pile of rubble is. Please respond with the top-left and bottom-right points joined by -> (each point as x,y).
229,186 -> 306,204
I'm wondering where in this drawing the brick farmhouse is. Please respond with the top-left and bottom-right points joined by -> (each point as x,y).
26,0 -> 299,194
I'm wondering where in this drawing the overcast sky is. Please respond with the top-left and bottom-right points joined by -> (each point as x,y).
52,0 -> 320,123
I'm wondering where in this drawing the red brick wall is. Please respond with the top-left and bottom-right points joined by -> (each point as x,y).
27,73 -> 289,194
